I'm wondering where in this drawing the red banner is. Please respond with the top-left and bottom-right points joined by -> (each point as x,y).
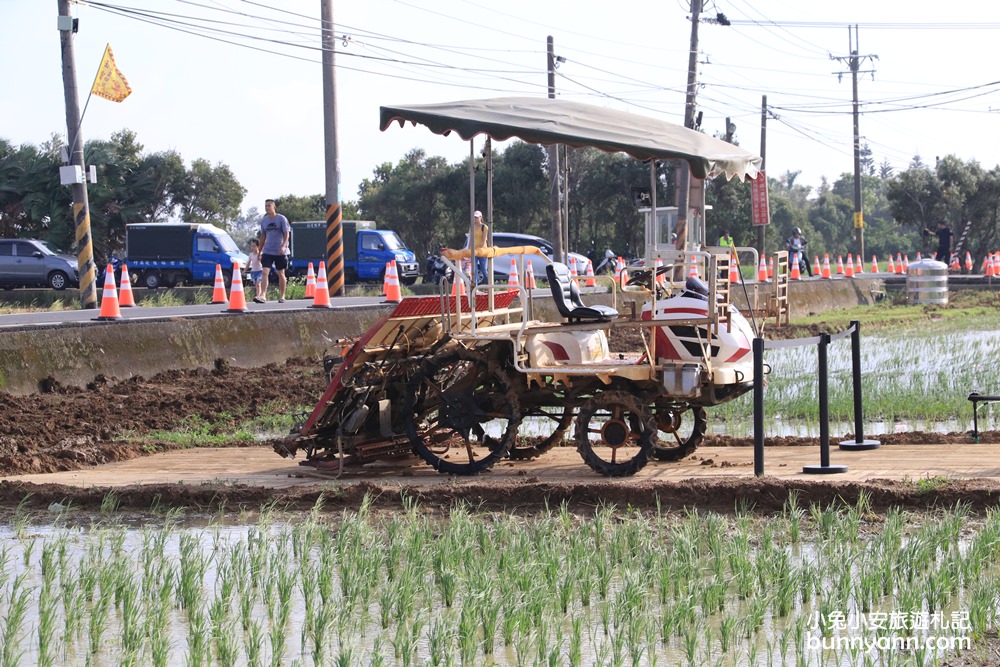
751,171 -> 770,226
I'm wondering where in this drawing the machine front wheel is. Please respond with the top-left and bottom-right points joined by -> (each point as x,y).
574,391 -> 656,477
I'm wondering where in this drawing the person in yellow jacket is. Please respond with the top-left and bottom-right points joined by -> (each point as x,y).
472,210 -> 489,285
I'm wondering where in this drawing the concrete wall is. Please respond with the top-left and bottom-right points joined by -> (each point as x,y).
0,277 -> 884,396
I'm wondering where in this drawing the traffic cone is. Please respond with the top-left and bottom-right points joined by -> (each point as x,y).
790,253 -> 801,281
757,255 -> 768,282
768,256 -> 774,279
813,256 -> 820,274
226,261 -> 248,313
524,262 -> 537,289
916,252 -> 922,261
311,261 -> 332,308
950,254 -> 960,272
451,273 -> 466,296
855,254 -> 863,275
96,263 -> 122,321
507,257 -> 520,289
821,254 -> 831,279
619,259 -> 629,289
210,263 -> 228,304
687,254 -> 699,279
904,255 -> 910,272
895,253 -> 904,274
844,254 -> 854,278
984,254 -> 993,277
870,255 -> 879,273
569,257 -> 580,288
965,252 -> 973,272
304,262 -> 316,298
835,255 -> 845,276
887,254 -> 895,273
614,257 -> 623,284
383,260 -> 402,303
118,264 -> 136,307
728,258 -> 739,283
585,259 -> 596,287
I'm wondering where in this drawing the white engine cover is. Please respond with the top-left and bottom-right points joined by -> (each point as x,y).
640,296 -> 753,368
525,329 -> 610,366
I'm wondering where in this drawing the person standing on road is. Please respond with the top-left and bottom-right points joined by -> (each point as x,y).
248,239 -> 264,302
924,221 -> 953,263
472,210 -> 489,286
786,227 -> 813,276
257,199 -> 290,303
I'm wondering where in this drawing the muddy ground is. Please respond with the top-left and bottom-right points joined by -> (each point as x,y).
0,351 -> 998,517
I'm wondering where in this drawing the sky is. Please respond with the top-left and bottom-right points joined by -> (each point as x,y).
5,0 -> 1000,221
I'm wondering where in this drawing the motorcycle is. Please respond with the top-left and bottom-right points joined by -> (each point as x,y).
593,248 -> 617,275
422,252 -> 453,285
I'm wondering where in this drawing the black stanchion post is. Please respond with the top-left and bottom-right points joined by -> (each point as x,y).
805,332 -> 847,474
839,320 -> 881,451
753,337 -> 765,477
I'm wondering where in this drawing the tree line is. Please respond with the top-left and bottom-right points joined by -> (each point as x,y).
3,129 -> 998,269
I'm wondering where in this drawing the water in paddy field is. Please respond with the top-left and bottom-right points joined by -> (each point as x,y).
0,506 -> 991,667
711,326 -> 1000,439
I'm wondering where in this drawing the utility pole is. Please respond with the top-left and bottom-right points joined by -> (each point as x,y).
676,0 -> 702,250
57,0 -> 98,309
547,36 -> 563,262
320,0 -> 344,296
831,26 -> 876,263
758,95 -> 767,254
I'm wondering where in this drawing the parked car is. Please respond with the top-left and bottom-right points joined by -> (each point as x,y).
465,231 -> 592,283
0,239 -> 79,290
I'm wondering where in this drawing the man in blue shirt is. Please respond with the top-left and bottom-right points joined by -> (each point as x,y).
257,199 -> 291,303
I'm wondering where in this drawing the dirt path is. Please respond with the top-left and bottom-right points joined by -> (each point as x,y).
1,357 -> 999,514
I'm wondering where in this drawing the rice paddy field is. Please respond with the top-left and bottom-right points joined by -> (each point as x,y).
1,293 -> 999,666
1,494 -> 997,667
711,303 -> 1000,438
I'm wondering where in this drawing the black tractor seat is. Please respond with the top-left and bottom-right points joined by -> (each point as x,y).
546,262 -> 619,324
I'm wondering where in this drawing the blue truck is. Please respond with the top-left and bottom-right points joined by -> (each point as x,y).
125,223 -> 249,289
289,220 -> 419,285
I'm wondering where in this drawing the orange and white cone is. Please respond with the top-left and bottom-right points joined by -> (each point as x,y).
728,258 -> 739,283
569,257 -> 580,288
118,264 -> 136,307
950,254 -> 960,272
965,252 -> 973,272
904,255 -> 910,272
790,253 -> 801,281
507,257 -> 520,289
835,255 -> 845,276
223,262 -> 247,312
895,253 -> 904,274
96,263 -> 122,321
619,260 -> 629,289
687,254 -> 699,279
210,263 -> 228,304
524,262 -> 537,289
383,260 -> 402,303
844,254 -> 854,278
757,255 -> 768,282
311,261 -> 332,308
451,272 -> 466,296
821,254 -> 831,279
870,255 -> 879,273
887,254 -> 895,273
305,262 -> 316,299
585,259 -> 596,287
654,256 -> 665,287
813,256 -> 821,275
854,254 -> 863,275
768,256 -> 774,279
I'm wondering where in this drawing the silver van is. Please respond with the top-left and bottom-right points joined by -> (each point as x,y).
0,239 -> 80,290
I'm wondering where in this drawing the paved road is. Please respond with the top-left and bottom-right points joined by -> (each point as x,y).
6,443 -> 999,489
0,294 -> 385,329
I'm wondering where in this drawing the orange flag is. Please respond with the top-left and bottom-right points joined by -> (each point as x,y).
91,44 -> 132,103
